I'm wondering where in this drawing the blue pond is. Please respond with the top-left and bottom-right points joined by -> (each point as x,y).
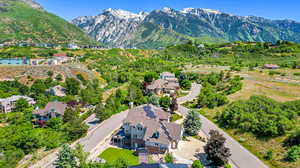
0,58 -> 29,65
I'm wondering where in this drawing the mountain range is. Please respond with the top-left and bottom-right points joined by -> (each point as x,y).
73,7 -> 300,49
0,0 -> 95,45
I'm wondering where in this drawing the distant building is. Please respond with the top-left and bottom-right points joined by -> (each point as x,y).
68,44 -> 79,49
48,85 -> 66,97
33,101 -> 68,121
263,64 -> 280,69
197,44 -> 205,48
0,96 -> 35,113
52,53 -> 71,65
112,104 -> 182,154
0,58 -> 30,65
160,72 -> 176,80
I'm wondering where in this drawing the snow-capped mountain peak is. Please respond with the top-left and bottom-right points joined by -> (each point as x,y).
180,8 -> 222,15
103,8 -> 147,20
73,7 -> 300,49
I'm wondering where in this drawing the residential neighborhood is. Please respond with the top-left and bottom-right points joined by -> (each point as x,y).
1,0 -> 300,167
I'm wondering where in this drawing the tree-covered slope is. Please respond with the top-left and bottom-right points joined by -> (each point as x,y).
0,0 -> 96,45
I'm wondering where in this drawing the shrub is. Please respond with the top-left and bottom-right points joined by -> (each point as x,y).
192,160 -> 204,168
197,84 -> 228,109
284,130 -> 300,147
293,72 -> 300,76
218,96 -> 296,137
164,153 -> 174,163
159,96 -> 171,109
180,80 -> 192,90
264,150 -> 273,160
285,146 -> 300,162
269,71 -> 281,76
224,164 -> 232,168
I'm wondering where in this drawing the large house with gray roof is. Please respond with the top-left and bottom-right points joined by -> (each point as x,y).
112,104 -> 182,154
33,101 -> 68,122
0,95 -> 35,113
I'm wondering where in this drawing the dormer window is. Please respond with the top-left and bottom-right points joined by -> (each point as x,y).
152,131 -> 160,139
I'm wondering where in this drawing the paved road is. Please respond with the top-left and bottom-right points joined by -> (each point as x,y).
30,111 -> 128,168
177,83 -> 202,104
177,83 -> 268,168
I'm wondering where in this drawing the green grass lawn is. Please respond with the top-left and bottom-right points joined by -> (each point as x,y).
99,147 -> 139,166
170,113 -> 183,122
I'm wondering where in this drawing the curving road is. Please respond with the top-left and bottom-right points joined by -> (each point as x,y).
177,83 -> 268,168
31,82 -> 268,168
30,112 -> 129,168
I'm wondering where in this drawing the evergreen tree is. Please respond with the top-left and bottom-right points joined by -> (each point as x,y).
54,144 -> 77,168
183,110 -> 202,136
148,94 -> 160,106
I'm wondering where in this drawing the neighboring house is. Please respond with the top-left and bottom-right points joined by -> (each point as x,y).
0,96 -> 35,113
160,72 -> 176,81
263,64 -> 280,69
112,104 -> 182,154
68,44 -> 79,49
48,85 -> 66,97
51,53 -> 71,65
146,72 -> 180,95
130,163 -> 189,168
33,101 -> 67,121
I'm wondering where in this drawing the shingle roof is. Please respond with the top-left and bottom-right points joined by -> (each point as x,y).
146,79 -> 179,90
33,101 -> 67,116
125,104 -> 170,124
124,105 -> 181,145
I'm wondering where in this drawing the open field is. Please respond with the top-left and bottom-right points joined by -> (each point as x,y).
185,65 -> 300,168
99,147 -> 139,166
0,64 -> 104,86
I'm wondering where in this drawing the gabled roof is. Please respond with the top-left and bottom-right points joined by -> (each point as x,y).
124,104 -> 181,145
125,104 -> 170,124
33,101 -> 67,116
146,79 -> 179,90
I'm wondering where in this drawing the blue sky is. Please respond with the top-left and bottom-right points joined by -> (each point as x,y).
36,0 -> 300,21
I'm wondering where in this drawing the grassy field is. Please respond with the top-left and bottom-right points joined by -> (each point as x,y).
99,147 -> 139,166
185,66 -> 300,168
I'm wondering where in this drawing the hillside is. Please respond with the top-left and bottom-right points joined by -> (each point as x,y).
73,7 -> 300,49
0,0 -> 96,45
